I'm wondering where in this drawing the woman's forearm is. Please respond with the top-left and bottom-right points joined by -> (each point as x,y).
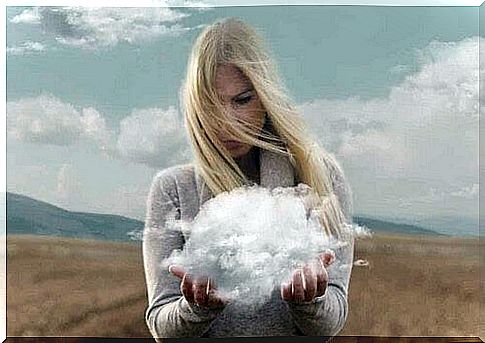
287,283 -> 349,337
143,170 -> 224,339
145,295 -> 224,340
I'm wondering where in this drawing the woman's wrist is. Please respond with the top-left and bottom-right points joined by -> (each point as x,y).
181,296 -> 226,319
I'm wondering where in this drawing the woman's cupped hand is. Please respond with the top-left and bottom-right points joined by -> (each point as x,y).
280,250 -> 335,304
169,249 -> 334,308
169,265 -> 228,309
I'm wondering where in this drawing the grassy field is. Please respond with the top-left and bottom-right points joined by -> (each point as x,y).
6,233 -> 483,338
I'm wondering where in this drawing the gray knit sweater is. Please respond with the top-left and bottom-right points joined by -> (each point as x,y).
142,148 -> 354,340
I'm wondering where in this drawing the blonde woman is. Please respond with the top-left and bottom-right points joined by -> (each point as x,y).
143,17 -> 355,339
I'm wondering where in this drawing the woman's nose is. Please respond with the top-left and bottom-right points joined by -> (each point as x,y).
217,109 -> 237,139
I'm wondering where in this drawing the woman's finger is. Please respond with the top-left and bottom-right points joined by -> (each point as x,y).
181,273 -> 195,303
314,257 -> 326,297
316,264 -> 329,298
280,282 -> 292,301
292,269 -> 305,303
303,264 -> 316,302
169,265 -> 196,303
193,276 -> 209,307
319,250 -> 335,268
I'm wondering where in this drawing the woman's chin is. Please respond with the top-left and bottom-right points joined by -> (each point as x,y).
228,145 -> 252,158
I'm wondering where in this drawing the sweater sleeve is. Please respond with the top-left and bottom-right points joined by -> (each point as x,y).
287,156 -> 355,337
142,169 -> 225,340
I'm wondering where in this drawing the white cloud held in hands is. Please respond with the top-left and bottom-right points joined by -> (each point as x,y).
160,184 -> 360,307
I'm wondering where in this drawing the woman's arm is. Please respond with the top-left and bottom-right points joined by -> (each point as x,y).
142,169 -> 224,340
287,156 -> 355,336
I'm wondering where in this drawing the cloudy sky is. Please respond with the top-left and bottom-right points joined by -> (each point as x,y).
5,5 -> 481,236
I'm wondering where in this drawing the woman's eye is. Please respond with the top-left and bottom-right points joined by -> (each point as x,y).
234,96 -> 252,106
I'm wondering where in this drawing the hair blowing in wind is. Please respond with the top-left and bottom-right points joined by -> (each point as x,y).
181,17 -> 351,239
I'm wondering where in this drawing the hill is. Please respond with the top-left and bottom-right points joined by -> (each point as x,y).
6,192 -> 444,242
353,215 -> 444,236
6,192 -> 143,242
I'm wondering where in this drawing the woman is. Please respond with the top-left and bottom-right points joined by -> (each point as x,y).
142,17 -> 354,339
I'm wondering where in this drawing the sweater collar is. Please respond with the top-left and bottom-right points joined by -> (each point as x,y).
194,148 -> 295,207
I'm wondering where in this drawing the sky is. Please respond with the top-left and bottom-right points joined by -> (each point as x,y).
4,4 -> 482,236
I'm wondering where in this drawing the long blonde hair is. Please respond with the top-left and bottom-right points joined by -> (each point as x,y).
181,17 -> 349,239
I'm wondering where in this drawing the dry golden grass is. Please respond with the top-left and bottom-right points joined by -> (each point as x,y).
341,233 -> 483,339
6,233 -> 483,339
7,235 -> 149,337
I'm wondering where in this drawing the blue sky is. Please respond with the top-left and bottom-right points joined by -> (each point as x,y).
5,5 -> 481,236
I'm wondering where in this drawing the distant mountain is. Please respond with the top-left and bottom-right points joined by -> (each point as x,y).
7,192 -> 144,242
353,215 -> 445,237
7,192 -> 445,242
412,215 -> 478,237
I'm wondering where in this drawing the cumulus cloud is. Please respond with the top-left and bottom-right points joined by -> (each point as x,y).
6,35 -> 479,231
9,7 -> 41,24
116,106 -> 191,168
79,107 -> 116,152
7,93 -> 116,150
299,36 -> 479,223
7,94 -> 84,145
7,93 -> 190,169
301,37 -> 478,179
7,41 -> 46,56
9,6 -> 205,50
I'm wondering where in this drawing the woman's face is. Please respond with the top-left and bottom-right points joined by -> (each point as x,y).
214,64 -> 266,158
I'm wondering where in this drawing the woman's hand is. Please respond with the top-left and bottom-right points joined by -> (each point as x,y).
280,250 -> 335,304
169,265 -> 228,309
